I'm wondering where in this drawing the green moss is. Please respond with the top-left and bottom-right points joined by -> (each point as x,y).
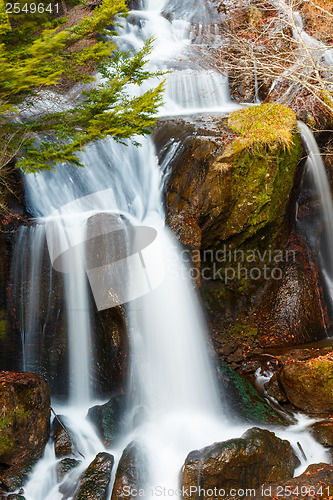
0,309 -> 6,340
227,103 -> 297,154
219,361 -> 289,426
227,320 -> 258,339
314,361 -> 333,394
0,416 -> 14,455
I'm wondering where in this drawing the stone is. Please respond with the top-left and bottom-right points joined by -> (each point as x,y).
277,352 -> 333,413
180,427 -> 300,500
309,420 -> 333,447
73,452 -> 114,500
111,441 -> 148,500
0,371 -> 50,492
56,457 -> 81,482
87,394 -> 127,446
52,415 -> 74,458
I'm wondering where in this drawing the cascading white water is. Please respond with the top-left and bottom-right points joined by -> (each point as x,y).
298,122 -> 333,301
14,2 -> 330,499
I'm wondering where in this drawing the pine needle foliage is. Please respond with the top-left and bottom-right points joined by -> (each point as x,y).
0,0 -> 165,173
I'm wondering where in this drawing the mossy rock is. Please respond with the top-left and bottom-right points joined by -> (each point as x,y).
277,352 -> 333,413
165,105 -> 303,300
0,371 -> 50,492
218,361 -> 290,426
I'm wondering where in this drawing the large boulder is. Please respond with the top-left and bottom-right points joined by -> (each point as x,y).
111,441 -> 148,500
164,104 -> 302,257
73,452 -> 114,500
87,394 -> 127,446
276,351 -> 333,414
0,371 -> 50,492
180,427 -> 300,500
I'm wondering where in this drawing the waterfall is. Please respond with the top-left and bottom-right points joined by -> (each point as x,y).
12,2 -> 330,499
298,122 -> 333,303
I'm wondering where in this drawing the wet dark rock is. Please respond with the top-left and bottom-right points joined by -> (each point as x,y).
93,305 -> 128,398
111,441 -> 148,500
217,362 -> 290,426
56,458 -> 81,482
0,371 -> 50,492
309,420 -> 333,447
73,452 -> 114,500
87,394 -> 127,447
0,231 -> 22,374
180,427 -> 300,500
7,495 -> 25,500
257,232 -> 329,347
52,415 -> 74,458
251,463 -> 333,500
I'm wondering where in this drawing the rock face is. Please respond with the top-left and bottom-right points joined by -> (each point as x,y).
180,428 -> 300,500
111,441 -> 148,500
73,452 -> 114,500
164,105 -> 302,257
256,232 -> 329,346
87,394 -> 127,446
0,371 -> 50,492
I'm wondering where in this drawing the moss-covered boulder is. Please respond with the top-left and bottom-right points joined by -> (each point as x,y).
180,427 -> 300,500
277,352 -> 333,414
165,104 -> 302,261
73,452 -> 114,500
87,394 -> 127,447
0,371 -> 50,491
111,441 -> 148,500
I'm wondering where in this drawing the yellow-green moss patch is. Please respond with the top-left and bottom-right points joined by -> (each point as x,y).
227,103 -> 297,155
